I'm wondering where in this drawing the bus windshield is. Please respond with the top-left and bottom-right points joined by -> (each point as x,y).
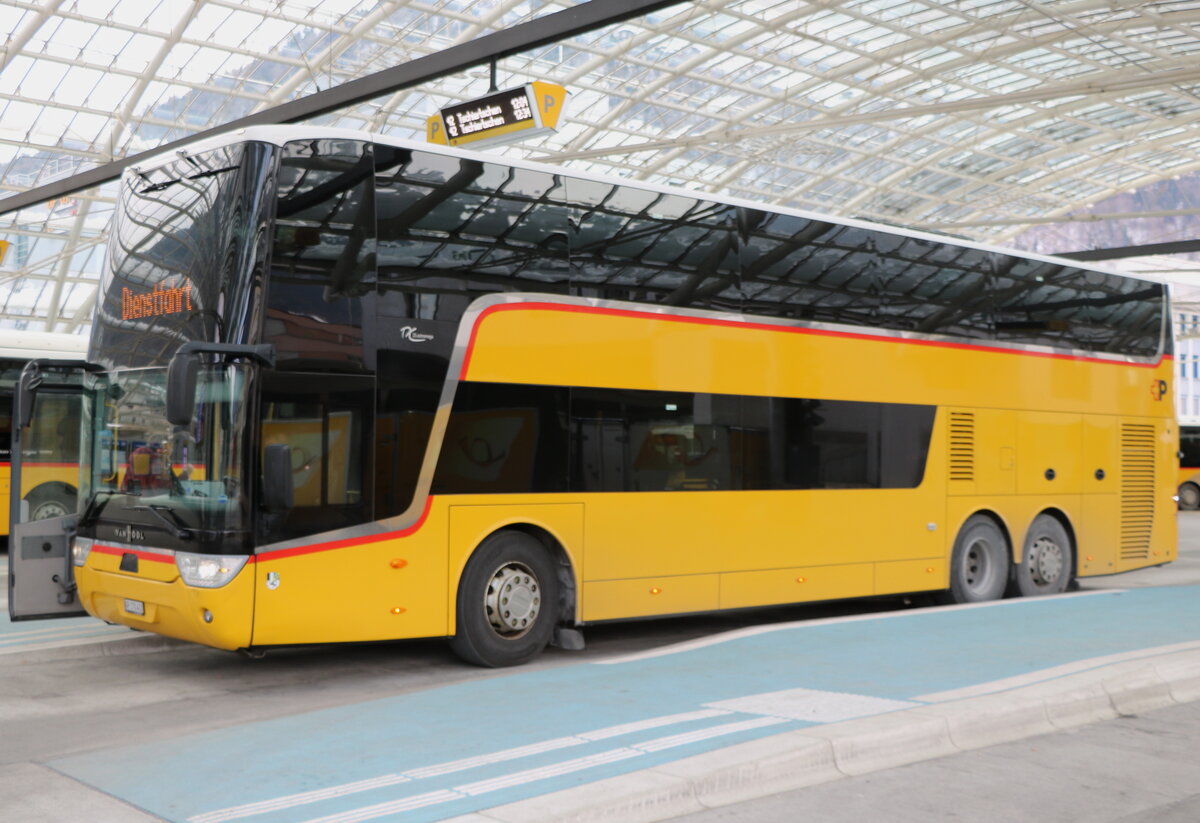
80,364 -> 254,553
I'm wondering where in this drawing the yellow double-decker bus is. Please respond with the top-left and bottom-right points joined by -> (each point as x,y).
35,128 -> 1174,666
0,331 -> 87,539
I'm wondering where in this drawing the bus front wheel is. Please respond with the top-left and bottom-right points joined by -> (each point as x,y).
1179,483 -> 1200,510
1013,514 -> 1074,597
450,531 -> 559,668
939,515 -> 1010,604
26,486 -> 76,521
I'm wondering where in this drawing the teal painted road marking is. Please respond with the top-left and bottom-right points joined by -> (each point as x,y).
50,586 -> 1200,823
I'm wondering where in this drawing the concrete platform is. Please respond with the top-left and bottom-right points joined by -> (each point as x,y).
20,585 -> 1200,823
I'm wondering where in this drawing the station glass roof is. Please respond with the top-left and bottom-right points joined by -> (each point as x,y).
3,0 -> 1200,330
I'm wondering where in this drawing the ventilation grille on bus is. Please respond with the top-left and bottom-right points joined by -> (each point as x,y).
949,412 -> 975,482
1120,423 -> 1156,561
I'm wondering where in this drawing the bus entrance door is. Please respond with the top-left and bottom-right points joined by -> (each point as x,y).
7,360 -> 87,620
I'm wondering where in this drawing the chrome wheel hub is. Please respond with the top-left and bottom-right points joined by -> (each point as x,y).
32,500 -> 70,520
1029,537 -> 1064,586
485,562 -> 541,637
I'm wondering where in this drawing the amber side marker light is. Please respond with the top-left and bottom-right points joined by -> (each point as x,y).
926,567 -> 936,573
391,607 -> 406,615
390,558 -> 408,569
649,587 -> 662,595
795,577 -> 806,584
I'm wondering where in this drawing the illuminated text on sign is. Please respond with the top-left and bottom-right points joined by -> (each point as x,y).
122,282 -> 193,320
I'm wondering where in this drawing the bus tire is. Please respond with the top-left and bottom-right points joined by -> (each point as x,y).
26,485 -> 76,521
1013,514 -> 1074,597
938,514 -> 1010,604
449,530 -> 559,668
1179,483 -> 1200,510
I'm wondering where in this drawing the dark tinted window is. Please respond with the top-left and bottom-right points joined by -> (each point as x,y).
259,373 -> 373,542
431,382 -> 569,494
365,142 -> 1163,359
373,145 -> 571,329
268,139 -> 374,371
1181,427 -> 1200,468
94,142 -> 275,369
433,382 -> 933,494
565,178 -> 741,313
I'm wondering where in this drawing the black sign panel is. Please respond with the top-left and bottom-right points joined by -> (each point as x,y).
440,88 -> 534,142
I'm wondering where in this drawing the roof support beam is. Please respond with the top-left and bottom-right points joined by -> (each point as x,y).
1059,239 -> 1200,261
0,0 -> 683,217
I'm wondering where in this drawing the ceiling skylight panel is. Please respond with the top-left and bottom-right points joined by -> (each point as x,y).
39,17 -> 101,60
685,12 -> 757,42
104,32 -> 164,73
0,6 -> 28,35
61,112 -> 109,147
0,54 -> 37,97
183,3 -> 236,42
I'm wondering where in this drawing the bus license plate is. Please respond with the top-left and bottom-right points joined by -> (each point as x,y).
124,598 -> 145,616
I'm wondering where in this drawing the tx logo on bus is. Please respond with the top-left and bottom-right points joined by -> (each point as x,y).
399,326 -> 433,343
1150,379 -> 1168,401
266,571 -> 281,590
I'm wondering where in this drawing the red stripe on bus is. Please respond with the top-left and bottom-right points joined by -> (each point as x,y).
251,496 -> 434,563
93,544 -> 175,564
459,301 -> 1171,380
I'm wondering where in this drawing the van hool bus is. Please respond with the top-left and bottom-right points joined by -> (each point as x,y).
35,127 -> 1175,666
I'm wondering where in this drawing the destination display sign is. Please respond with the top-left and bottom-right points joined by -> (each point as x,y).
427,82 -> 568,149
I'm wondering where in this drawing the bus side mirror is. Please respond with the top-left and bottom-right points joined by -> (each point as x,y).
16,369 -> 41,429
166,352 -> 199,426
262,444 -> 294,513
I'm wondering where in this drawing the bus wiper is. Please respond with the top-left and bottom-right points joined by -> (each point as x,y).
124,504 -> 194,540
78,489 -> 119,527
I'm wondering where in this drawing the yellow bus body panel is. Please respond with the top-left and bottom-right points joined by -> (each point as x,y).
77,563 -> 254,649
73,302 -> 1178,649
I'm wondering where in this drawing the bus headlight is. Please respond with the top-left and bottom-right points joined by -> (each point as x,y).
72,537 -> 93,567
176,552 -> 249,588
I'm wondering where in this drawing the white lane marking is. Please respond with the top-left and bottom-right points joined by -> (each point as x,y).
188,776 -> 413,823
706,687 -> 920,722
593,590 -> 1124,665
297,790 -> 460,823
295,716 -> 791,823
632,716 -> 788,753
189,709 -> 732,823
453,748 -> 644,797
404,708 -> 729,779
914,639 -> 1200,702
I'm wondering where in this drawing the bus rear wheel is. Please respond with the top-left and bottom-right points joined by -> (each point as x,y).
1013,514 -> 1074,597
939,515 -> 1010,604
450,531 -> 559,668
1179,483 -> 1200,511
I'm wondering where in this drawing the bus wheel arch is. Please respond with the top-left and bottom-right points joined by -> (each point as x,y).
449,526 -> 573,668
1012,509 -> 1076,597
938,511 -> 1011,604
24,481 -> 77,521
1179,482 -> 1200,510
